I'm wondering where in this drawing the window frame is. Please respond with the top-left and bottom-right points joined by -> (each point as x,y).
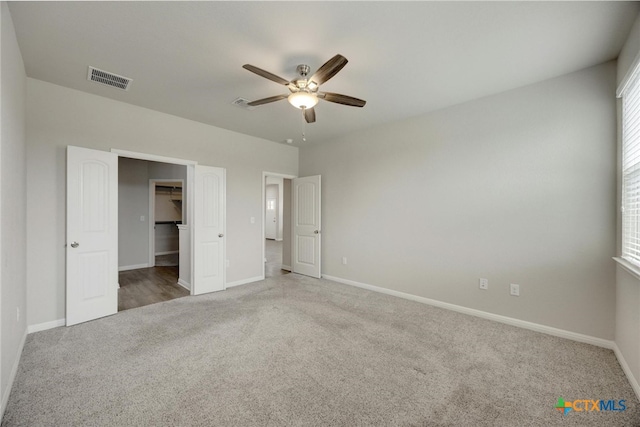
618,58 -> 640,273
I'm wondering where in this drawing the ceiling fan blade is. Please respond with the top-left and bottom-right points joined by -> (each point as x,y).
242,64 -> 290,86
309,54 -> 348,86
304,107 -> 316,123
318,92 -> 366,107
247,94 -> 288,106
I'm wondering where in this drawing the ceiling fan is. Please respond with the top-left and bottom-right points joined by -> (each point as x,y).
242,54 -> 366,124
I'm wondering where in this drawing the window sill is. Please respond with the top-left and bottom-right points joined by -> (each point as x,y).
613,257 -> 640,281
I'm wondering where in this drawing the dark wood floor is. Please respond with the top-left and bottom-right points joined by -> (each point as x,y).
118,266 -> 189,312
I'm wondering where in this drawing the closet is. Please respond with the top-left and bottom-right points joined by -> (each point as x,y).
154,183 -> 183,262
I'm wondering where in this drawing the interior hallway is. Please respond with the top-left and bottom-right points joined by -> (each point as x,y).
265,239 -> 289,278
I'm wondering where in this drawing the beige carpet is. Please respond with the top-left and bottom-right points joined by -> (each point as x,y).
2,274 -> 638,426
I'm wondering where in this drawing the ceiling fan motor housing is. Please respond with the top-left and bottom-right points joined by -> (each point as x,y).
297,64 -> 310,77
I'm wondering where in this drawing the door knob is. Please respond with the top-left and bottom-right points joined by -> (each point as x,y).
70,242 -> 79,248
314,230 -> 319,234
218,234 -> 224,238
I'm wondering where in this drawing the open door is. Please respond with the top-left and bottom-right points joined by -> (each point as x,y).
192,165 -> 226,295
292,175 -> 321,278
66,146 -> 118,326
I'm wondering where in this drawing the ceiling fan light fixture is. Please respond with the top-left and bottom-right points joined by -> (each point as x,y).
288,91 -> 318,109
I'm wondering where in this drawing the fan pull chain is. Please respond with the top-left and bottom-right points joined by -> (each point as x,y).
301,109 -> 307,142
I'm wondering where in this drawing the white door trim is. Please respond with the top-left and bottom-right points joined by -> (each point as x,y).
148,179 -> 185,267
111,149 -> 197,166
262,172 -> 296,280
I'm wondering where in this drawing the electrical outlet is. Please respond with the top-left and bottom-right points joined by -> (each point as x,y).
16,307 -> 20,322
510,283 -> 520,296
342,257 -> 347,265
140,215 -> 145,222
250,217 -> 255,224
479,278 -> 488,290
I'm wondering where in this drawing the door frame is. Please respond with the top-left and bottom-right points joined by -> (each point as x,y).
112,149 -> 197,295
148,179 -> 185,267
265,183 -> 279,240
262,172 -> 296,280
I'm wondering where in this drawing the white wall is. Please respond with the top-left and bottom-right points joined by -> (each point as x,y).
615,11 -> 640,397
617,12 -> 640,88
300,61 -> 617,340
26,78 -> 298,326
1,1 -> 27,414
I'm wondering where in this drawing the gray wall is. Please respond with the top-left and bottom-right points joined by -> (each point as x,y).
1,1 -> 27,413
118,158 -> 150,269
25,78 -> 298,327
300,61 -> 617,340
615,11 -> 640,397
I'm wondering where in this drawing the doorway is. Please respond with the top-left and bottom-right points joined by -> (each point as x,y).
262,172 -> 322,280
66,146 -> 227,326
263,173 -> 294,278
117,158 -> 188,311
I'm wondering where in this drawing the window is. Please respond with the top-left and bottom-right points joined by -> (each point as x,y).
620,61 -> 640,266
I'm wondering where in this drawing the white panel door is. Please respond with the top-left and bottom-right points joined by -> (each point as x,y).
192,165 -> 226,295
293,175 -> 321,278
66,146 -> 118,326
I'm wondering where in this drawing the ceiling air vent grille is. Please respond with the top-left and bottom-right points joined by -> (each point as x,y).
87,66 -> 132,91
232,97 -> 256,111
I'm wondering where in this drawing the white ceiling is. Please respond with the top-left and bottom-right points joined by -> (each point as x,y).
8,1 -> 640,146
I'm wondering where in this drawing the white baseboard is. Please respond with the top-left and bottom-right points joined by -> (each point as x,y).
1,327 -> 27,418
322,274 -> 614,350
177,279 -> 191,291
27,318 -> 66,334
281,265 -> 292,272
155,250 -> 179,256
226,276 -> 263,288
118,263 -> 149,272
613,343 -> 640,402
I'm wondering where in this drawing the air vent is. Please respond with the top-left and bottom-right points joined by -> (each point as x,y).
232,97 -> 255,111
87,66 -> 132,91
